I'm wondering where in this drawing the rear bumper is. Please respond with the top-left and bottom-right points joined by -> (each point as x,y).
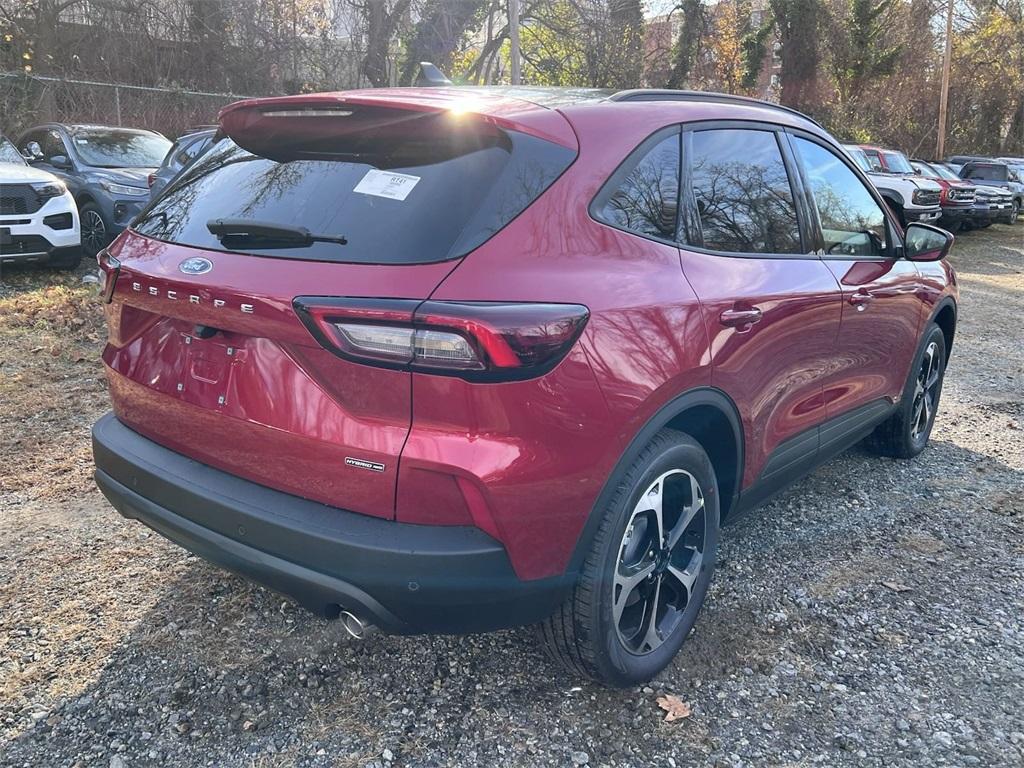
92,413 -> 568,633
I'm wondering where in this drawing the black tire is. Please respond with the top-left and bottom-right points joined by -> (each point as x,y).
866,323 -> 947,459
538,429 -> 720,687
47,248 -> 82,271
891,202 -> 907,229
79,202 -> 111,258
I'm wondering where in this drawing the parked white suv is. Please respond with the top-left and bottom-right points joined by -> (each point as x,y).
1,134 -> 81,269
842,145 -> 943,227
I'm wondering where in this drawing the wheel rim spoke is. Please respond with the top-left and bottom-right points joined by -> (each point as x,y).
666,473 -> 703,550
666,547 -> 703,598
638,575 -> 663,652
612,560 -> 655,626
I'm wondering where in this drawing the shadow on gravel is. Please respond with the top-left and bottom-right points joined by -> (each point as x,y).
4,435 -> 1022,767
948,223 -> 1024,280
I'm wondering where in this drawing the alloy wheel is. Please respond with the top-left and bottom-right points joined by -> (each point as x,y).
911,341 -> 941,441
82,210 -> 107,254
613,469 -> 706,655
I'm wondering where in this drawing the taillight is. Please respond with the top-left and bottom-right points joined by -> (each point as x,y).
96,249 -> 120,303
147,173 -> 156,188
294,298 -> 590,382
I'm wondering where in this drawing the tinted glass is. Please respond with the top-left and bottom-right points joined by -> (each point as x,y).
70,128 -> 171,168
794,138 -> 887,258
688,129 -> 801,254
0,137 -> 25,165
964,164 -> 1006,181
133,128 -> 574,265
594,133 -> 679,239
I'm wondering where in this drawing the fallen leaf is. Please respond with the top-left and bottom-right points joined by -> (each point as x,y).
656,694 -> 692,722
882,581 -> 913,593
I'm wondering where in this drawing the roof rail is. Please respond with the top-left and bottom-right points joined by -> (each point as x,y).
607,89 -> 822,129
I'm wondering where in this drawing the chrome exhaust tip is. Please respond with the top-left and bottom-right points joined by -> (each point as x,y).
339,610 -> 374,639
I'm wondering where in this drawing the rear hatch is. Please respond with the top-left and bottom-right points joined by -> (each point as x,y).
101,91 -> 577,519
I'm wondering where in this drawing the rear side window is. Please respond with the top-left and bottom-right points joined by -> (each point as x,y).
793,137 -> 887,258
687,128 -> 802,254
132,120 -> 575,265
592,131 -> 679,240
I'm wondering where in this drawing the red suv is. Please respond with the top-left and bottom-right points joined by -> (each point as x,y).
92,87 -> 958,686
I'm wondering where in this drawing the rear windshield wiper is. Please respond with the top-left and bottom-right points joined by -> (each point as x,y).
206,218 -> 347,248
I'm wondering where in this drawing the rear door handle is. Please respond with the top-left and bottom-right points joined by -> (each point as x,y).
719,307 -> 763,327
849,291 -> 874,310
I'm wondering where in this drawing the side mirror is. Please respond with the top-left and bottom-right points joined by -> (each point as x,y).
24,141 -> 43,161
904,222 -> 953,262
49,154 -> 72,170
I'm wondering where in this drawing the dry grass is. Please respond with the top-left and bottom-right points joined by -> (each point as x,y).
0,264 -> 108,502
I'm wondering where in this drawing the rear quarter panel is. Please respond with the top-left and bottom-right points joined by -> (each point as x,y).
418,103 -> 711,579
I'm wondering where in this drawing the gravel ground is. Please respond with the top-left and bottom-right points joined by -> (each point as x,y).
1,224 -> 1022,768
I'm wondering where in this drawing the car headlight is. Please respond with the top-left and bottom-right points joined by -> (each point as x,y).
911,189 -> 931,204
100,181 -> 149,197
31,180 -> 67,199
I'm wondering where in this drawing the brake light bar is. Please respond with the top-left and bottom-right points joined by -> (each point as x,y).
294,298 -> 589,382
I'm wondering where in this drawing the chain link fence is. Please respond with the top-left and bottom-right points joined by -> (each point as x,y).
0,72 -> 259,139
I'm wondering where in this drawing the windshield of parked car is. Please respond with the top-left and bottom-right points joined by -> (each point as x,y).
70,128 -> 171,168
882,151 -> 914,174
928,163 -> 962,181
910,161 -> 931,177
844,146 -> 873,173
0,136 -> 26,165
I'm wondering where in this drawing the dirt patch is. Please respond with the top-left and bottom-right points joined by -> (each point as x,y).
2,225 -> 1024,767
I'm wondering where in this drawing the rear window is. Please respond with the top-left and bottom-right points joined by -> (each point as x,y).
71,128 -> 170,168
964,164 -> 1006,182
132,119 -> 575,265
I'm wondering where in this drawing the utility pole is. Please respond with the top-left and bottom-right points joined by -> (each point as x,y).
509,0 -> 521,85
936,0 -> 954,160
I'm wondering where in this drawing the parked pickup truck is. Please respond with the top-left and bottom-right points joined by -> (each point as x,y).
844,145 -> 943,227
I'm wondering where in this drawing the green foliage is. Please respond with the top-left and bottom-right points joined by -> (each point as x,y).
741,15 -> 775,90
668,0 -> 706,89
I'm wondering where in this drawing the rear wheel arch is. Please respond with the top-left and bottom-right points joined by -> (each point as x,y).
566,387 -> 744,576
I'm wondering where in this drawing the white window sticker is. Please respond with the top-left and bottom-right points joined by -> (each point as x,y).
353,169 -> 420,201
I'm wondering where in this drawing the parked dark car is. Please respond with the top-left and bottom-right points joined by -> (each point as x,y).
17,124 -> 171,256
958,160 -> 1023,222
910,160 -> 976,232
148,128 -> 216,199
92,87 -> 958,686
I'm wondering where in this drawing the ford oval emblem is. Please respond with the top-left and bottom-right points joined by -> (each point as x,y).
179,257 -> 213,275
